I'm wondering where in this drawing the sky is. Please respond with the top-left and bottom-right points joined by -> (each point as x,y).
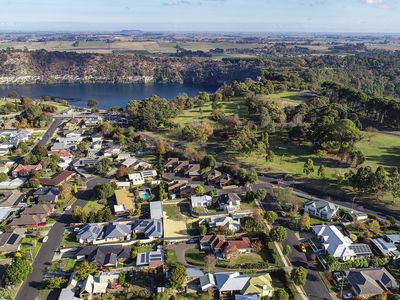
0,0 -> 399,33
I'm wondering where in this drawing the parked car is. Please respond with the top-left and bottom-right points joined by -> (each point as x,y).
279,210 -> 286,217
299,243 -> 307,253
65,205 -> 72,211
42,236 -> 48,243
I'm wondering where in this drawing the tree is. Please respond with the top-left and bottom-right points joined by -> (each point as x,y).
389,168 -> 400,204
274,288 -> 289,300
94,183 -> 114,200
169,264 -> 187,289
4,257 -> 32,285
201,154 -> 217,169
72,206 -> 87,223
155,139 -> 167,156
74,260 -> 98,281
87,99 -> 99,108
77,141 -> 89,153
298,213 -> 311,230
0,173 -> 8,182
317,165 -> 326,178
270,226 -> 288,242
118,271 -> 126,286
368,219 -> 381,235
59,184 -> 72,201
251,240 -> 263,253
95,158 -> 113,176
103,207 -> 113,222
199,224 -> 207,236
303,159 -> 315,176
265,211 -> 278,224
131,248 -> 138,260
291,267 -> 308,286
283,245 -> 292,256
32,144 -> 47,158
194,185 -> 206,196
47,277 -> 67,289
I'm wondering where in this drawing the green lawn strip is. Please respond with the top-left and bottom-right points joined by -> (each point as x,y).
50,258 -> 76,272
185,248 -> 207,266
240,201 -> 258,210
60,232 -> 80,248
216,253 -> 265,268
163,204 -> 187,221
165,248 -> 178,265
138,245 -> 154,253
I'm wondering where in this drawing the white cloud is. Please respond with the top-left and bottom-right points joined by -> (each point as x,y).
362,0 -> 390,8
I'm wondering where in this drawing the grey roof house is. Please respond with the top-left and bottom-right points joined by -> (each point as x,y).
75,245 -> 131,267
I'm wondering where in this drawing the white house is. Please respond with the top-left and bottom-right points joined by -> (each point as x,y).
312,225 -> 372,261
128,173 -> 145,186
303,199 -> 339,221
218,193 -> 241,212
206,216 -> 241,233
191,195 -> 212,208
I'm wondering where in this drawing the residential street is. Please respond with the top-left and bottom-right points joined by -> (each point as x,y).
260,198 -> 332,300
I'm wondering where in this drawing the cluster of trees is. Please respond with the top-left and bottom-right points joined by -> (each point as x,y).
72,205 -> 113,223
219,164 -> 258,186
346,166 -> 400,201
17,97 -> 53,128
325,255 -> 388,272
181,121 -> 214,143
98,122 -> 146,152
4,257 -> 32,286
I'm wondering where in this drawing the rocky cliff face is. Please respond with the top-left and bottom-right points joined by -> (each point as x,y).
0,50 -> 264,85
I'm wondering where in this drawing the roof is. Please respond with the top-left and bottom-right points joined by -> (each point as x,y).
346,268 -> 399,297
219,193 -> 241,205
371,238 -> 398,256
304,199 -> 338,215
21,204 -> 53,215
114,189 -> 135,211
0,207 -> 12,222
313,225 -> 371,258
132,219 -> 163,238
200,273 -> 216,288
77,224 -> 104,242
150,201 -> 163,219
386,234 -> 400,244
235,295 -> 259,300
13,163 -> 42,174
191,195 -> 212,206
58,288 -> 81,300
136,248 -> 164,266
186,268 -> 205,278
0,191 -> 23,208
35,188 -> 59,202
242,274 -> 273,295
76,245 -> 131,266
0,228 -> 25,251
9,214 -> 44,226
215,272 -> 250,292
40,170 -> 75,186
103,223 -> 132,239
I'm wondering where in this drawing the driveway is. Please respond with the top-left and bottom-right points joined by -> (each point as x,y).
168,243 -> 196,267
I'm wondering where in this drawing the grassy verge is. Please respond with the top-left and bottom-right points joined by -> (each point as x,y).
60,232 -> 80,248
185,248 -> 207,266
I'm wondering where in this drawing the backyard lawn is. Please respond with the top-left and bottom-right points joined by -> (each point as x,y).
50,258 -> 75,272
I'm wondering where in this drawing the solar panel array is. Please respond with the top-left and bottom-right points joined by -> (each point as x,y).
6,233 -> 18,245
350,244 -> 372,254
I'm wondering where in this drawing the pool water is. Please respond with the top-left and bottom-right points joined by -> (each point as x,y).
140,191 -> 150,201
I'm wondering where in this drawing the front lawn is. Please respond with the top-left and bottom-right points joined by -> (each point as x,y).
185,248 -> 207,266
60,232 -> 80,248
83,200 -> 104,214
217,253 -> 264,268
50,258 -> 76,272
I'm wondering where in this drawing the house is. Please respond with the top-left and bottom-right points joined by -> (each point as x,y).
73,158 -> 101,168
48,150 -> 72,158
303,199 -> 339,221
371,238 -> 399,257
12,163 -> 42,177
136,247 -> 164,269
132,219 -> 163,239
115,181 -> 131,189
345,268 -> 399,298
191,195 -> 212,208
187,268 -> 205,283
0,208 -> 12,223
385,234 -> 400,245
164,157 -> 179,171
312,225 -> 372,261
75,245 -> 130,267
150,201 -> 163,219
0,228 -> 25,254
33,187 -> 59,203
218,193 -> 241,212
128,173 -> 145,186
215,272 -> 251,296
206,216 -> 241,233
0,178 -> 26,190
215,173 -> 237,189
84,116 -> 103,126
58,287 -> 82,300
0,191 -> 24,208
51,142 -> 74,151
204,169 -> 222,184
241,273 -> 274,298
114,189 -> 135,214
128,170 -> 158,186
167,180 -> 188,194
57,136 -> 83,144
184,164 -> 201,177
39,170 -> 75,186
122,157 -> 152,170
200,235 -> 252,259
77,222 -> 133,245
173,161 -> 190,173
200,273 -> 216,291
9,214 -> 47,227
79,272 -> 118,297
21,203 -> 54,216
0,160 -> 14,174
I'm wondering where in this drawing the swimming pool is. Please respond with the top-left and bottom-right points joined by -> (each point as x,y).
140,191 -> 150,201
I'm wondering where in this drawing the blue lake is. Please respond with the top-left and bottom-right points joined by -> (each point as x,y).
0,83 -> 213,109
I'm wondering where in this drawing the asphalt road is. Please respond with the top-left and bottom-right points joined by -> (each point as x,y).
38,117 -> 65,147
15,198 -> 85,300
261,199 -> 332,300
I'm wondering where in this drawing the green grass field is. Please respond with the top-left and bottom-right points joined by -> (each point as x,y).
185,248 -> 207,266
83,200 -> 104,214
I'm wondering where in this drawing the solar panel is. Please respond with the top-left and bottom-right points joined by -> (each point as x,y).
6,234 -> 18,245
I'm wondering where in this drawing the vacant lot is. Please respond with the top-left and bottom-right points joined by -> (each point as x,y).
163,204 -> 189,239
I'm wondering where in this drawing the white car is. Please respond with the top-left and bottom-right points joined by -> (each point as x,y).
42,236 -> 48,243
65,205 -> 72,211
279,210 -> 286,217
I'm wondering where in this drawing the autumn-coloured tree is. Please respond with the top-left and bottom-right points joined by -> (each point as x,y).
225,244 -> 239,259
117,165 -> 127,178
251,240 -> 263,253
155,139 -> 167,156
59,184 -> 72,201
